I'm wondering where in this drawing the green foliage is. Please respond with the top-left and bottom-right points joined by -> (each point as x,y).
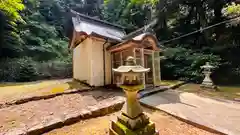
36,58 -> 72,79
162,47 -> 221,83
223,3 -> 240,26
0,0 -> 25,21
0,57 -> 72,82
0,0 -> 72,82
102,0 -> 156,30
0,0 -> 239,84
0,0 -> 25,58
225,3 -> 240,16
16,57 -> 38,82
0,57 -> 38,82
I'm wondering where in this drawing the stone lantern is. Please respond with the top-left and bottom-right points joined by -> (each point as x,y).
200,62 -> 217,89
109,56 -> 158,135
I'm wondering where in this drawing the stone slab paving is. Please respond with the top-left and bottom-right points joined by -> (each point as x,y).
139,86 -> 169,98
0,90 -> 124,135
0,88 -> 91,109
140,90 -> 240,135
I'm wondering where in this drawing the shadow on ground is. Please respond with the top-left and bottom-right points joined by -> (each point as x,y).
141,90 -> 197,108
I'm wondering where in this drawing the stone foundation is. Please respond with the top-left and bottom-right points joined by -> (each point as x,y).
110,112 -> 159,135
200,84 -> 218,91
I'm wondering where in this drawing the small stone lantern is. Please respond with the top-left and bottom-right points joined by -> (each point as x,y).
109,56 -> 158,135
200,62 -> 217,89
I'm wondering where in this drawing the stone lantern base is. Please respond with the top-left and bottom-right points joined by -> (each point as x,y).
109,112 -> 159,135
200,74 -> 217,90
200,79 -> 217,90
200,84 -> 218,91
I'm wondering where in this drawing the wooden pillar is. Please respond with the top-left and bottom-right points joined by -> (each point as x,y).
120,51 -> 123,84
111,53 -> 114,84
141,48 -> 145,87
152,51 -> 156,87
133,48 -> 136,61
120,52 -> 123,65
158,53 -> 161,83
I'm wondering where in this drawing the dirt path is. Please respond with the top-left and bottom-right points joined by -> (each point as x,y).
0,90 -> 123,134
46,107 -> 218,135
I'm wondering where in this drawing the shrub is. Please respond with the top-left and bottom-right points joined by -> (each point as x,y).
161,47 -> 222,83
0,56 -> 72,82
36,59 -> 72,80
0,57 -> 38,82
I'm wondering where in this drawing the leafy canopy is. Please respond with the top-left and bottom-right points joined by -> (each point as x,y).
0,0 -> 25,21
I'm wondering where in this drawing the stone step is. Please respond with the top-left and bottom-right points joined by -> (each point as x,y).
138,82 -> 186,99
0,88 -> 92,109
0,90 -> 125,135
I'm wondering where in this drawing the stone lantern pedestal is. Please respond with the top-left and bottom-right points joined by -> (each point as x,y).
109,56 -> 158,135
200,62 -> 217,90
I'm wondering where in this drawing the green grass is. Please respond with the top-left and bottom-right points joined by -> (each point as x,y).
177,83 -> 240,100
159,80 -> 184,86
0,80 -> 64,97
0,79 -> 89,99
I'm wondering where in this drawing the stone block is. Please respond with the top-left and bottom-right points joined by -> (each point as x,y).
27,123 -> 45,134
110,120 -> 158,135
63,111 -> 82,125
117,113 -> 150,130
87,105 -> 100,117
79,109 -> 92,119
6,128 -> 26,135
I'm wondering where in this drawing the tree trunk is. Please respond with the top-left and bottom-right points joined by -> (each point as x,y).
213,0 -> 225,41
196,0 -> 210,47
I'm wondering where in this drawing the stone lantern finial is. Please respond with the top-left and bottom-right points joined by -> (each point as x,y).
125,56 -> 136,66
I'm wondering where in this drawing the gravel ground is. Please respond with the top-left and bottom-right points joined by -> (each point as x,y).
0,90 -> 123,134
46,107 -> 219,135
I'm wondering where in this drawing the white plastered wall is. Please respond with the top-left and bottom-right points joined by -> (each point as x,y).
73,37 -> 112,86
104,43 -> 112,85
90,38 -> 112,86
73,38 -> 91,84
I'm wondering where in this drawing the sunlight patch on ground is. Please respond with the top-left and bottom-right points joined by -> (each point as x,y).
0,79 -> 88,99
42,81 -> 89,95
0,80 -> 65,96
177,83 -> 240,100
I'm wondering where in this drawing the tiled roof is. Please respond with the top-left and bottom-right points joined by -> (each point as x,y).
71,10 -> 126,42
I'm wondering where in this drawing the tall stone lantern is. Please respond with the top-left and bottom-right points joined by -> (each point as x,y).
109,56 -> 158,135
200,62 -> 217,89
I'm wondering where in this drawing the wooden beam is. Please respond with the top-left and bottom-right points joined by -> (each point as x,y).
69,30 -> 76,49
